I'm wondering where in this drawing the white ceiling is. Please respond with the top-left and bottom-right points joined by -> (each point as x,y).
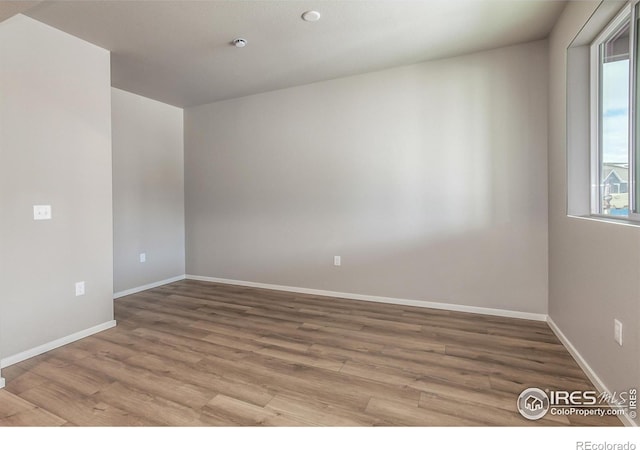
5,1 -> 566,107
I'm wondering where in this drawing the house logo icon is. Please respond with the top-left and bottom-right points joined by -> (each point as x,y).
525,395 -> 544,411
517,388 -> 550,420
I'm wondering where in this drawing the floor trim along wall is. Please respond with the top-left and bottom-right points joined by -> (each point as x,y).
113,275 -> 186,299
548,317 -> 638,427
0,276 -> 635,427
185,274 -> 548,322
0,320 -> 117,369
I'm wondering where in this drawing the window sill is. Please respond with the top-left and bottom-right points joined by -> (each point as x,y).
567,214 -> 640,228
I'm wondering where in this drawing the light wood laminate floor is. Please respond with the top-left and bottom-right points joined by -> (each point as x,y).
0,280 -> 622,426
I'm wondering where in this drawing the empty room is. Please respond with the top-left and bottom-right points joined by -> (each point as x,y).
0,0 -> 638,443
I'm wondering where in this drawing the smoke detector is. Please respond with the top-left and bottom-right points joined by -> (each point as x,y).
302,10 -> 321,22
232,38 -> 247,48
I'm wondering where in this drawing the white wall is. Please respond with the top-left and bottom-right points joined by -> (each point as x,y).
0,15 -> 113,361
112,88 -> 185,294
185,40 -> 549,315
548,2 -> 640,425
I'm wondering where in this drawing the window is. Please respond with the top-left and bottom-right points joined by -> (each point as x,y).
565,0 -> 640,220
591,7 -> 632,217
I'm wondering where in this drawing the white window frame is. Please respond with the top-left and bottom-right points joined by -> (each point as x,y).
589,1 -> 640,221
632,1 -> 640,221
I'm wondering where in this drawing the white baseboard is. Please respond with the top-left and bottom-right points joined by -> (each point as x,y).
185,274 -> 548,322
547,317 -> 638,427
0,274 -> 633,427
0,320 -> 117,369
113,274 -> 186,299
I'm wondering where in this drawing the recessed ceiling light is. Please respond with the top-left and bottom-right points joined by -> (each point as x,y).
302,10 -> 321,22
232,38 -> 247,48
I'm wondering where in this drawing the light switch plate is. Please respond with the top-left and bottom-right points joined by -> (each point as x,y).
33,205 -> 52,220
75,281 -> 85,296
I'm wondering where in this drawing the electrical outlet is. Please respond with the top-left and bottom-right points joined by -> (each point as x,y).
75,281 -> 85,296
334,256 -> 341,266
614,319 -> 623,346
139,252 -> 146,263
33,205 -> 52,220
